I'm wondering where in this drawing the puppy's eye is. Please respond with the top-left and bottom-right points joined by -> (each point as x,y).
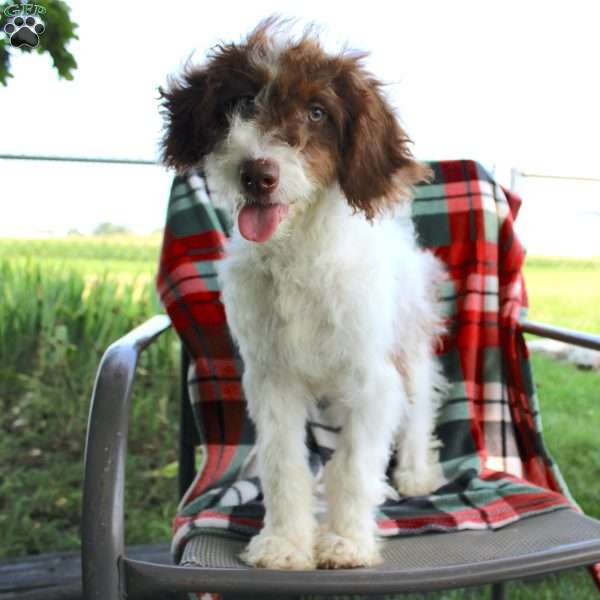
308,105 -> 326,123
236,95 -> 255,111
226,95 -> 256,116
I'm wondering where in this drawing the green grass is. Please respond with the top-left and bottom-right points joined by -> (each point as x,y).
531,354 -> 600,518
524,255 -> 600,333
0,246 -> 180,556
522,256 -> 600,519
0,239 -> 598,598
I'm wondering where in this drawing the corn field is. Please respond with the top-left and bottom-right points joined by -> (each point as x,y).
0,236 -> 179,557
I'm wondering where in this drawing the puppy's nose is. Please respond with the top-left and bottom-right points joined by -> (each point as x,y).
240,159 -> 279,199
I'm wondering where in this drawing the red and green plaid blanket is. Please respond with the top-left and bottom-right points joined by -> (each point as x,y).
157,160 -> 576,564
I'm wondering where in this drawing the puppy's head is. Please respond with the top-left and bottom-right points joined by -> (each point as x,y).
160,19 -> 429,242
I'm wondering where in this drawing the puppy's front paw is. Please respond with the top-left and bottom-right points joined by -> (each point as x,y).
241,531 -> 315,570
316,531 -> 381,569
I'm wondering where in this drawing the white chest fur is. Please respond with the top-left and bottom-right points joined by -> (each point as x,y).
215,192 -> 421,397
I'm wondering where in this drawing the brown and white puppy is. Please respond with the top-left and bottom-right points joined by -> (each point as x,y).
161,19 -> 445,570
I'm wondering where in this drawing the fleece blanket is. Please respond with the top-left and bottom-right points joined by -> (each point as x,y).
156,160 -> 575,570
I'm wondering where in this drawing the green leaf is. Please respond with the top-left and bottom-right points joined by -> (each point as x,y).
0,37 -> 13,85
144,461 -> 179,480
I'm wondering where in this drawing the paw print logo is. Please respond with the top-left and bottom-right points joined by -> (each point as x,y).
3,15 -> 45,48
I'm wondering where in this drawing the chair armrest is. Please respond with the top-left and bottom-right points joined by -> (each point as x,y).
520,319 -> 600,352
82,315 -> 172,600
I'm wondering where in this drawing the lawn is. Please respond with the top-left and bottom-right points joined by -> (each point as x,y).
0,239 -> 598,598
524,255 -> 600,333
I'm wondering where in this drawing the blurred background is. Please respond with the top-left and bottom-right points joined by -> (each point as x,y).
0,1 -> 598,598
2,0 -> 600,252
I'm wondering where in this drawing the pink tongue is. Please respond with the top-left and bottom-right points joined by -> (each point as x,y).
238,204 -> 289,242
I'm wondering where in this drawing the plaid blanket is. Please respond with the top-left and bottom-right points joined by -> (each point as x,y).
157,160 -> 575,566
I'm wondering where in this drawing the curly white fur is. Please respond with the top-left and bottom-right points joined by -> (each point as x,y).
203,115 -> 446,570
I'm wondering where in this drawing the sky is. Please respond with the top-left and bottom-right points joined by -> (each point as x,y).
0,0 -> 599,248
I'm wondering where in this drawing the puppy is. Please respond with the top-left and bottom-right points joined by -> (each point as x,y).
161,19 -> 446,570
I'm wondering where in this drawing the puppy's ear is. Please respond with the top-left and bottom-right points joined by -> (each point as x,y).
336,61 -> 430,219
159,68 -> 217,172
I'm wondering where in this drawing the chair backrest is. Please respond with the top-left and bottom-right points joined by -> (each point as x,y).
157,160 -> 573,560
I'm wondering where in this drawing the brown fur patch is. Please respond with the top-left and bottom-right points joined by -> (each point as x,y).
332,55 -> 431,218
159,28 -> 270,171
160,18 -> 430,208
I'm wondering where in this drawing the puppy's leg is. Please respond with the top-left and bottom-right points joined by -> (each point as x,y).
241,370 -> 316,570
393,347 -> 445,496
316,363 -> 404,569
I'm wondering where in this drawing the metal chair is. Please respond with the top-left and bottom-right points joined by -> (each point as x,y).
82,161 -> 600,600
81,316 -> 600,600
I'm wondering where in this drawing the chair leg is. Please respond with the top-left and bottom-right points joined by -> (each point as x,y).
491,581 -> 507,600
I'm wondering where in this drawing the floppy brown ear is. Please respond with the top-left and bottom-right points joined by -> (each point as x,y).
159,68 -> 218,172
336,62 -> 430,219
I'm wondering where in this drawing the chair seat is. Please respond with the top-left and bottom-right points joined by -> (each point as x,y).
180,509 -> 599,570
121,509 -> 600,596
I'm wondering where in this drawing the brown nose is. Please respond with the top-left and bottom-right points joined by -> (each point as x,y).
240,158 -> 279,200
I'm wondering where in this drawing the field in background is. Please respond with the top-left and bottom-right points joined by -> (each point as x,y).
524,255 -> 600,333
0,234 -> 161,278
0,236 -> 179,557
1,237 -> 599,598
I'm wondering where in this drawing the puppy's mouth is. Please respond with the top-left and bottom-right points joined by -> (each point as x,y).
238,202 -> 289,243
